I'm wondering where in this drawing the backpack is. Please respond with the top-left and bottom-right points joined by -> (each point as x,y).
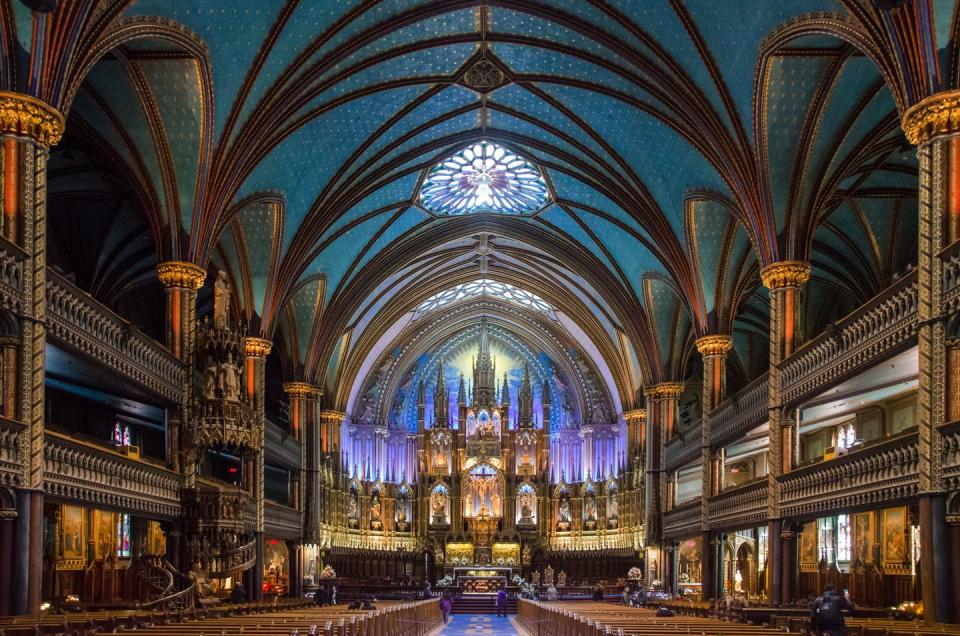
816,594 -> 842,626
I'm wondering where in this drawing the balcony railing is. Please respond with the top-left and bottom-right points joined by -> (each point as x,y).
778,273 -> 917,406
662,499 -> 701,540
0,238 -> 24,314
707,478 -> 766,530
43,431 -> 183,518
942,421 -> 960,493
779,432 -> 918,519
46,270 -> 184,402
265,499 -> 302,540
265,419 -> 301,469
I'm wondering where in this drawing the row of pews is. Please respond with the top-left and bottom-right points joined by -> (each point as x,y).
0,598 -> 442,636
516,600 -> 803,636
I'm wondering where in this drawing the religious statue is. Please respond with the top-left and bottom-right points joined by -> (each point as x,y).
431,489 -> 447,522
491,491 -> 501,517
222,352 -> 240,401
203,355 -> 218,400
519,490 -> 535,523
608,495 -> 619,520
370,494 -> 382,529
734,568 -> 744,593
584,494 -> 597,521
396,507 -> 408,532
213,271 -> 230,328
346,490 -> 359,521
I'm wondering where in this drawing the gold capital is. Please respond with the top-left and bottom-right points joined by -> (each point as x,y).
319,410 -> 345,424
760,260 -> 810,290
283,381 -> 321,398
901,89 -> 960,145
243,337 -> 272,358
0,91 -> 64,146
623,408 -> 647,423
644,382 -> 683,400
156,261 -> 206,290
695,334 -> 733,357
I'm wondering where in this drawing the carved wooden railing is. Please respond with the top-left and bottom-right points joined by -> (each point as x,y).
943,241 -> 960,314
140,560 -> 195,611
43,431 -> 183,518
45,270 -> 184,403
707,478 -> 766,530
265,499 -> 302,540
779,432 -> 918,519
0,418 -> 22,488
665,419 -> 702,470
0,238 -> 24,314
942,421 -> 960,492
209,537 -> 258,577
662,499 -> 701,540
778,274 -> 918,406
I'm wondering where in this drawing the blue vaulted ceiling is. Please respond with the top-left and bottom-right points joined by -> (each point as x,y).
24,0 -> 925,404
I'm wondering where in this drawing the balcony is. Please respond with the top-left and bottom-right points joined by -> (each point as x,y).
43,430 -> 183,518
708,478 -> 766,530
662,499 -> 701,540
264,499 -> 302,540
779,432 -> 918,518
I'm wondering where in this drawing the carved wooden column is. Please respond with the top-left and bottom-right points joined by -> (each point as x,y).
318,409 -> 344,533
901,92 -> 960,624
643,382 -> 682,556
696,335 -> 733,601
0,334 -> 18,420
760,260 -> 810,606
0,90 -> 63,616
244,336 -> 271,601
156,261 -> 205,474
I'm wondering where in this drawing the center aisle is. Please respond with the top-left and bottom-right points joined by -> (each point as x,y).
440,614 -> 522,635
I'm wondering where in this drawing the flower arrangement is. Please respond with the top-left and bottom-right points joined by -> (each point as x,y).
627,567 -> 642,580
319,565 -> 336,579
512,575 -> 536,599
437,575 -> 454,587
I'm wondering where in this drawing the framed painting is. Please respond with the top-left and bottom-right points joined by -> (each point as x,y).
800,521 -> 818,565
93,510 -> 116,559
882,507 -> 908,566
147,521 -> 166,556
853,512 -> 873,564
61,505 -> 85,560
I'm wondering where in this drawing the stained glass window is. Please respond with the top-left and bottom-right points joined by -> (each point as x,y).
837,514 -> 851,561
113,422 -> 131,447
415,279 -> 551,315
116,513 -> 131,558
419,142 -> 549,215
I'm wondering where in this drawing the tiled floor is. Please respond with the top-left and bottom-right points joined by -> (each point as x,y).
440,614 -> 521,635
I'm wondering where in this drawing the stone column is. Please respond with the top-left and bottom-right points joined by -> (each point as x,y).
156,261 -> 206,475
244,336 -> 271,601
0,90 -> 63,616
760,260 -> 810,606
318,410 -> 344,532
696,334 -> 733,601
901,92 -> 960,624
643,382 -> 682,561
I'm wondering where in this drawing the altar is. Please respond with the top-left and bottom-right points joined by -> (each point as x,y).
453,566 -> 514,594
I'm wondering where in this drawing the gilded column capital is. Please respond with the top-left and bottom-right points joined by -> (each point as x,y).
760,260 -> 810,290
243,337 -> 273,358
0,90 -> 64,146
319,410 -> 346,424
156,261 -> 206,290
283,381 -> 321,398
695,334 -> 733,357
901,89 -> 960,145
643,382 -> 683,400
623,408 -> 647,423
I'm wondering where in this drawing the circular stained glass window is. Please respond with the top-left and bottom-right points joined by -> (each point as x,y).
419,141 -> 549,215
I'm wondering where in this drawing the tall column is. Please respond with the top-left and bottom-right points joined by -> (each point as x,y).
696,335 -> 733,601
0,90 -> 64,615
318,410 -> 344,531
244,336 -> 271,601
156,261 -> 206,475
901,92 -> 960,624
643,382 -> 683,557
760,259 -> 810,606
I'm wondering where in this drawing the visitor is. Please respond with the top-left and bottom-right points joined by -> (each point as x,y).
496,585 -> 507,617
329,582 -> 337,606
622,587 -> 630,605
230,582 -> 246,604
440,594 -> 453,624
592,586 -> 604,602
810,584 -> 853,636
361,595 -> 376,610
545,585 -> 559,601
422,581 -> 433,599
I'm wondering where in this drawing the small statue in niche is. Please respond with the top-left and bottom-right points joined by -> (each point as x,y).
203,355 -> 218,399
431,489 -> 447,522
346,490 -> 359,521
557,494 -> 571,530
370,494 -> 382,529
223,352 -> 241,401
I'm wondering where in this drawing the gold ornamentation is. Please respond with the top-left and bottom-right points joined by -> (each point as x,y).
156,261 -> 206,290
760,260 -> 810,290
283,381 -> 321,398
319,410 -> 345,424
901,89 -> 960,146
695,334 -> 733,357
243,337 -> 272,358
643,382 -> 683,399
0,91 -> 64,146
623,408 -> 646,422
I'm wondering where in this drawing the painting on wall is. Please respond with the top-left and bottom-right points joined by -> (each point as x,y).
61,505 -> 85,560
854,512 -> 873,564
799,521 -> 818,566
882,507 -> 908,566
93,510 -> 117,559
147,521 -> 166,556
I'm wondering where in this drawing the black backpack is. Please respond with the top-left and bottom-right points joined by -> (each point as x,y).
816,594 -> 842,626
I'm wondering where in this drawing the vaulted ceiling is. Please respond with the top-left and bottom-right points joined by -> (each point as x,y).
6,0 -> 952,412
